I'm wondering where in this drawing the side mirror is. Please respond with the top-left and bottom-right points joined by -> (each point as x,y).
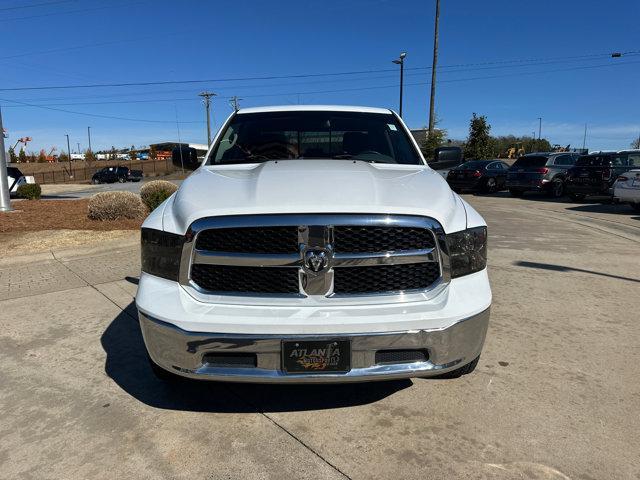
172,146 -> 201,171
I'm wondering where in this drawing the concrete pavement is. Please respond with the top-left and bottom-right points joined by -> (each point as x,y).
1,194 -> 639,479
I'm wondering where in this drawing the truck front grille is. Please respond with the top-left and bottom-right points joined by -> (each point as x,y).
191,264 -> 299,294
333,263 -> 440,294
185,215 -> 446,298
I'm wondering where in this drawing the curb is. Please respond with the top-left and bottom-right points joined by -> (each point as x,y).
0,233 -> 140,267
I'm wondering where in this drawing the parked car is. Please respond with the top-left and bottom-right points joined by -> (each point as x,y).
137,105 -> 491,384
91,166 -> 143,184
428,146 -> 464,171
446,160 -> 510,193
613,169 -> 640,212
565,150 -> 640,201
506,152 -> 580,197
5,166 -> 36,196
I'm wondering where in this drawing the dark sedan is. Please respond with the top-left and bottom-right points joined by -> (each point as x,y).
446,160 -> 510,193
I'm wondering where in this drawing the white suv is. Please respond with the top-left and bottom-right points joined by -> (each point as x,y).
136,105 -> 491,383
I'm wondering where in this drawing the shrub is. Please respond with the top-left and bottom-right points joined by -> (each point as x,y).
88,191 -> 146,221
140,180 -> 178,211
17,183 -> 41,200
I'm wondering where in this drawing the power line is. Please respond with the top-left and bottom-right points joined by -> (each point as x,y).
2,50 -> 637,92
0,96 -> 203,124
1,0 -> 146,21
0,0 -> 77,11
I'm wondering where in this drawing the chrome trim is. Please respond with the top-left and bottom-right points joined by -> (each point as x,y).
139,307 -> 490,383
332,248 -> 437,267
179,214 -> 451,304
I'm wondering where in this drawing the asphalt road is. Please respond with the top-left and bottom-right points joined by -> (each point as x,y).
39,179 -> 183,199
1,193 -> 639,479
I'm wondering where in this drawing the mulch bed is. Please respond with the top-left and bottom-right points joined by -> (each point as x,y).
0,199 -> 143,233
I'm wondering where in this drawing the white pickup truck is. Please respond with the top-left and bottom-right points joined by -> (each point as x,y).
136,105 -> 491,383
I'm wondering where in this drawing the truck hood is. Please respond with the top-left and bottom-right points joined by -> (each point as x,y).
161,160 -> 468,234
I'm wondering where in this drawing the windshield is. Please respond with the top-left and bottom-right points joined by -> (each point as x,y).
209,111 -> 422,165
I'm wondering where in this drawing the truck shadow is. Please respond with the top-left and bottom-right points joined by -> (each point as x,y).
101,304 -> 411,413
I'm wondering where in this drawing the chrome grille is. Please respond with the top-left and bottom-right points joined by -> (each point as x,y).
180,214 -> 449,299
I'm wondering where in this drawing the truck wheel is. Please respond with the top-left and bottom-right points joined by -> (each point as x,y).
550,178 -> 564,198
118,177 -> 126,183
92,178 -> 99,185
432,356 -> 480,379
569,193 -> 585,202
148,355 -> 184,384
483,178 -> 497,193
509,189 -> 523,197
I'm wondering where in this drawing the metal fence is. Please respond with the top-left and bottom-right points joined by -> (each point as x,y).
29,158 -> 176,185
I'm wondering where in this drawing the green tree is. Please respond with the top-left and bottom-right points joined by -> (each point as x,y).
8,146 -> 17,163
18,149 -> 27,163
129,145 -> 137,161
631,137 -> 640,149
84,149 -> 97,163
37,149 -> 47,163
109,147 -> 117,160
464,113 -> 492,159
149,144 -> 158,161
58,152 -> 69,162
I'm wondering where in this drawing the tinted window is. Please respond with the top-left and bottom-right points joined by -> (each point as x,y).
434,147 -> 463,163
458,161 -> 488,169
511,156 -> 548,168
627,153 -> 640,166
553,155 -> 573,166
210,111 -> 422,165
576,156 -> 609,166
7,167 -> 23,178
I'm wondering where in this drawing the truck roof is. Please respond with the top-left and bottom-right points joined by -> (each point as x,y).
237,105 -> 393,115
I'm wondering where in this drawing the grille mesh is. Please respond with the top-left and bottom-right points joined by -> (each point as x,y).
333,226 -> 434,253
195,227 -> 298,254
191,264 -> 299,294
333,263 -> 440,294
375,350 -> 428,364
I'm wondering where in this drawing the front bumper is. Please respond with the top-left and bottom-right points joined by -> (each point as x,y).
139,307 -> 490,383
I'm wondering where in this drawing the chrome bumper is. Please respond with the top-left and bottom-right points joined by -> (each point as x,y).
139,308 -> 490,383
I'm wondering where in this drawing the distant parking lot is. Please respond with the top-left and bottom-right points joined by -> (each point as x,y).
1,193 -> 638,479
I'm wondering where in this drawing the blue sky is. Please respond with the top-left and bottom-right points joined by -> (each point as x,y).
1,0 -> 639,153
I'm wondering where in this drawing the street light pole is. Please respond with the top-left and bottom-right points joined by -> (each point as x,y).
87,126 -> 92,152
0,107 -> 13,212
199,91 -> 217,146
392,52 -> 407,117
582,124 -> 587,150
428,0 -> 440,134
537,117 -> 542,140
65,134 -> 72,180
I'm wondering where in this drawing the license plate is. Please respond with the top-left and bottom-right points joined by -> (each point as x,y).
282,340 -> 351,374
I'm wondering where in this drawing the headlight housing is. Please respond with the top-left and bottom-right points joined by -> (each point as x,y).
141,228 -> 185,281
446,226 -> 487,278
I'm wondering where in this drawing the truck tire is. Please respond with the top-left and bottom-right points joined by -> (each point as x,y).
118,177 -> 126,183
509,189 -> 524,197
483,178 -> 497,193
430,356 -> 480,379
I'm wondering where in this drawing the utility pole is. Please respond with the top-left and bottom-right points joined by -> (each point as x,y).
428,0 -> 440,134
230,96 -> 243,112
392,52 -> 407,117
582,124 -> 587,150
0,108 -> 13,212
537,117 -> 542,140
65,134 -> 72,179
199,91 -> 217,146
77,142 -> 81,154
87,126 -> 92,152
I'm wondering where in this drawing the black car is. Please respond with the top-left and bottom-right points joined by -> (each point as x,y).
565,150 -> 640,201
506,152 -> 580,198
91,166 -> 143,184
446,160 -> 510,193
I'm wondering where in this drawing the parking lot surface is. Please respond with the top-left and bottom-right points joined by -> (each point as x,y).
1,194 -> 639,479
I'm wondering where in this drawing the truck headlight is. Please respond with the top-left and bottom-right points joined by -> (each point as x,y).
141,228 -> 185,281
446,226 -> 487,278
